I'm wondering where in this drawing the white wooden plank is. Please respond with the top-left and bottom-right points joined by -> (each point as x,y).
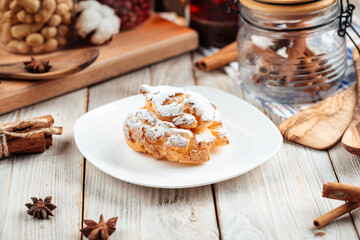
193,51 -> 359,239
139,187 -> 218,239
143,54 -> 219,239
325,2 -> 360,235
0,111 -> 19,233
256,144 -> 357,239
85,69 -> 151,240
193,52 -> 277,239
328,143 -> 360,234
0,90 -> 86,239
84,53 -> 219,239
193,63 -> 244,98
149,53 -> 195,87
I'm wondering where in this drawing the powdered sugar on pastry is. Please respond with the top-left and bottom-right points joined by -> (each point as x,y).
124,109 -> 193,158
124,85 -> 229,164
209,110 -> 229,146
140,84 -> 217,129
172,114 -> 197,127
183,91 -> 216,124
140,85 -> 184,105
194,130 -> 216,149
140,85 -> 184,118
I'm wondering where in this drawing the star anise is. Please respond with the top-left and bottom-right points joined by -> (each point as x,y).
80,214 -> 118,240
25,196 -> 56,219
23,57 -> 52,73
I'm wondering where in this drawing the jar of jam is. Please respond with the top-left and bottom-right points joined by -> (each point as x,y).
234,0 -> 347,103
190,0 -> 238,47
98,0 -> 151,30
0,0 -> 74,54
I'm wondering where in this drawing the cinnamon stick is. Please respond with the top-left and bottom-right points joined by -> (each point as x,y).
45,135 -> 53,147
3,115 -> 54,131
43,126 -> 62,136
195,40 -> 284,72
15,126 -> 63,137
243,40 -> 283,61
275,38 -> 309,85
252,73 -> 263,85
313,202 -> 360,229
259,63 -> 270,76
0,114 -> 63,158
219,41 -> 237,53
196,50 -> 237,72
7,133 -> 46,155
323,182 -> 360,202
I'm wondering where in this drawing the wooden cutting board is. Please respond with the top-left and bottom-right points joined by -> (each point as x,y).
0,15 -> 199,115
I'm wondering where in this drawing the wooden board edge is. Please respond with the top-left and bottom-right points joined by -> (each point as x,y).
0,29 -> 199,115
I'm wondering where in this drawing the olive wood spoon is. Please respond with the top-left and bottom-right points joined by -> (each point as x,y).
342,47 -> 360,154
0,48 -> 99,80
278,84 -> 356,150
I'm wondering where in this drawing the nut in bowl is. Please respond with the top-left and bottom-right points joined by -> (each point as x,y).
123,85 -> 229,164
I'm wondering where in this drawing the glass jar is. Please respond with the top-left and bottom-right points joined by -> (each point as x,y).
0,0 -> 73,54
98,0 -> 151,30
237,0 -> 347,103
190,0 -> 238,47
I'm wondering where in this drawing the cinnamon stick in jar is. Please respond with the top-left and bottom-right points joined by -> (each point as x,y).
322,182 -> 360,202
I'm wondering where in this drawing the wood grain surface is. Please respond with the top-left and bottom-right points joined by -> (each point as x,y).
0,15 -> 198,115
0,89 -> 86,239
278,85 -> 356,150
1,17 -> 360,238
342,49 -> 360,155
0,111 -> 18,234
193,52 -> 359,239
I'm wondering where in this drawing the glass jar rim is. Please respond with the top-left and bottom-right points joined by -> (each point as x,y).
240,15 -> 338,32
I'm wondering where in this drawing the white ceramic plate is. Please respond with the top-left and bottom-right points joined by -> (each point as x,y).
74,86 -> 282,188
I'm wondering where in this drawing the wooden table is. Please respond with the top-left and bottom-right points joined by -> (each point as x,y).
1,51 -> 360,239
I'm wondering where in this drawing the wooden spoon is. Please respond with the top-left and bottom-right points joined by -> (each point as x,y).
0,48 -> 99,80
278,85 -> 356,150
342,47 -> 360,154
